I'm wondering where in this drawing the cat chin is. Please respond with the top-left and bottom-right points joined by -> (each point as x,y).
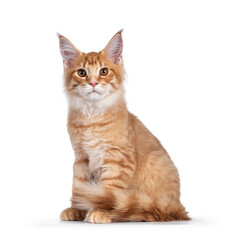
82,91 -> 107,101
67,88 -> 125,116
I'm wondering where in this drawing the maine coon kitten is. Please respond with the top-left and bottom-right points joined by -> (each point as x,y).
58,30 -> 189,223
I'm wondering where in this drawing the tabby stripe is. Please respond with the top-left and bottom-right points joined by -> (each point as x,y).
73,176 -> 88,182
106,184 -> 125,189
101,175 -> 126,183
77,120 -> 114,129
74,158 -> 88,164
120,170 -> 131,180
103,160 -> 135,172
107,148 -> 130,159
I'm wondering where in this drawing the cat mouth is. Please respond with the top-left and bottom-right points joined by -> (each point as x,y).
88,89 -> 101,95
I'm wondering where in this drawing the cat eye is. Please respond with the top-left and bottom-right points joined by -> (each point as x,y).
77,69 -> 87,77
100,68 -> 109,76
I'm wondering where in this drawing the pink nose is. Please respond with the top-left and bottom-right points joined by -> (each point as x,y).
89,81 -> 99,88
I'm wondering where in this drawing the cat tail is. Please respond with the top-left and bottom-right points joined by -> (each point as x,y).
108,191 -> 190,222
71,182 -> 190,222
71,182 -> 117,211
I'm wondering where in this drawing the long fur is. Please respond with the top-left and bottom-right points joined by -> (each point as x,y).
71,183 -> 189,222
58,31 -> 190,223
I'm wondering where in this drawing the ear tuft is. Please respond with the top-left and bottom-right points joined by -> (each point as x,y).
103,30 -> 123,65
58,34 -> 79,68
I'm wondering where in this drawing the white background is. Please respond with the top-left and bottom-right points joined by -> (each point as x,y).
0,0 -> 239,239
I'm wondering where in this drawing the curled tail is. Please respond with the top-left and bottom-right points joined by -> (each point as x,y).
72,182 -> 190,222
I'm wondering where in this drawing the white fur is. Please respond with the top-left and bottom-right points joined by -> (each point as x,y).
82,138 -> 105,181
67,87 -> 125,116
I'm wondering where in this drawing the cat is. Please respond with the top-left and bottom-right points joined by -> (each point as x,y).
58,30 -> 189,223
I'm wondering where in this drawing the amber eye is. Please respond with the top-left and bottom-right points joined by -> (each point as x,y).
77,69 -> 86,77
100,68 -> 109,76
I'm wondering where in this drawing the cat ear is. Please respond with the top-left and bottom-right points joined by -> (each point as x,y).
102,30 -> 123,65
58,33 -> 80,68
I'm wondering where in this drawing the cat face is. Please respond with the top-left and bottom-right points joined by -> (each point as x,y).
59,31 -> 124,102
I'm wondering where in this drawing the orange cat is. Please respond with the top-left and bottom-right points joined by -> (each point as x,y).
58,30 -> 189,223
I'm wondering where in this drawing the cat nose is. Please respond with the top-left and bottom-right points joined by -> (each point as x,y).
89,81 -> 99,88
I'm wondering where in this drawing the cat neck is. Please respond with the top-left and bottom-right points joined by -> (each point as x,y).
67,88 -> 126,117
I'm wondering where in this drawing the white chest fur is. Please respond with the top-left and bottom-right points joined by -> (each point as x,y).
81,133 -> 105,181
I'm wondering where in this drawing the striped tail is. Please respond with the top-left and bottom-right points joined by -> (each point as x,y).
71,182 -> 190,222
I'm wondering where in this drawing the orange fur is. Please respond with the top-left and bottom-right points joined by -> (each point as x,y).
59,31 -> 189,223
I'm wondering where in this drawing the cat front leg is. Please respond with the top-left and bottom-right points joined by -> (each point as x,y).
72,156 -> 90,184
60,154 -> 90,221
82,153 -> 135,223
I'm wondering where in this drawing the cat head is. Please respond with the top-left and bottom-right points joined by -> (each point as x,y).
58,31 -> 125,106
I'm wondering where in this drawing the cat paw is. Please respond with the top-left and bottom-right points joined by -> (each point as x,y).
60,208 -> 84,221
84,209 -> 111,224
